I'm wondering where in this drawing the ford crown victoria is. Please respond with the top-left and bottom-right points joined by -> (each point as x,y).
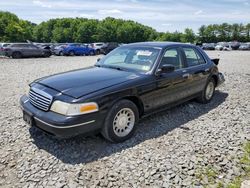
20,42 -> 225,142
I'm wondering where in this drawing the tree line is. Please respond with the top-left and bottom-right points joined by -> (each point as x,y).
1,11 -> 250,43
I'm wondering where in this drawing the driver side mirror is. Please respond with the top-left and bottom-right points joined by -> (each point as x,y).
157,64 -> 175,74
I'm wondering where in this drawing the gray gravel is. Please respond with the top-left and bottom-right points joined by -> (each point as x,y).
0,51 -> 249,187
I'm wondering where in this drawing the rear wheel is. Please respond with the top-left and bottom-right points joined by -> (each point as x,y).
101,100 -> 139,143
12,51 -> 22,59
89,51 -> 95,56
197,78 -> 215,103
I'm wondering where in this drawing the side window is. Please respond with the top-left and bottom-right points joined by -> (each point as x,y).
160,48 -> 183,70
183,48 -> 206,67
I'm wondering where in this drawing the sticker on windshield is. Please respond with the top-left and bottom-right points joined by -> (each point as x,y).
137,50 -> 152,56
142,66 -> 150,71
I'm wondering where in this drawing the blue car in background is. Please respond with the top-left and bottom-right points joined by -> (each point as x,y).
63,44 -> 96,56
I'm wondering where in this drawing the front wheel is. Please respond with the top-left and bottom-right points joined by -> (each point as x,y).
197,78 -> 215,103
101,100 -> 139,143
69,51 -> 75,56
44,52 -> 51,57
12,51 -> 22,59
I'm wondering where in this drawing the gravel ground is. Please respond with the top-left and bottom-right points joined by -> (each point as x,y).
0,51 -> 249,188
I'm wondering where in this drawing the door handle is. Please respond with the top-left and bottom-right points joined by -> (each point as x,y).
182,73 -> 190,79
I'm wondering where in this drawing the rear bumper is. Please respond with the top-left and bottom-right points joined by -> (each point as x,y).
20,95 -> 104,138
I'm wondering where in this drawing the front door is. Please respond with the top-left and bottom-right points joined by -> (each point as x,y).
141,47 -> 189,113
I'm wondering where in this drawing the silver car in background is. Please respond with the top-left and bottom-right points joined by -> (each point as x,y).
4,43 -> 51,58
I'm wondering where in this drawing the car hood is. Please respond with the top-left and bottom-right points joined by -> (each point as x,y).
36,67 -> 140,98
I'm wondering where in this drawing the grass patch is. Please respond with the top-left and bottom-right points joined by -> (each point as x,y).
195,141 -> 250,188
195,166 -> 219,185
223,142 -> 250,188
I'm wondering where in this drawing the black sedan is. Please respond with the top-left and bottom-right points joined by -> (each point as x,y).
20,42 -> 225,142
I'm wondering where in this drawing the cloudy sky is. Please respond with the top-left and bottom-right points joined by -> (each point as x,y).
1,0 -> 250,32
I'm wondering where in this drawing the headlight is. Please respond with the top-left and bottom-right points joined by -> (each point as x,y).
50,101 -> 98,116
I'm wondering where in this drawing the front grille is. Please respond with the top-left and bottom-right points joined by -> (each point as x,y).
29,88 -> 53,111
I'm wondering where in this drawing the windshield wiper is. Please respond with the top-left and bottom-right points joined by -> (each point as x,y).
107,66 -> 125,71
96,64 -> 125,71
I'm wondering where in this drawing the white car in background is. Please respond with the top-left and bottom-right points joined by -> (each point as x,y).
215,42 -> 227,51
90,42 -> 105,54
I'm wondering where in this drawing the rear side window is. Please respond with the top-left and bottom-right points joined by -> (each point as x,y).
183,47 -> 206,67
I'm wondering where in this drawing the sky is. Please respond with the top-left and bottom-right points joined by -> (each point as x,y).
0,0 -> 250,32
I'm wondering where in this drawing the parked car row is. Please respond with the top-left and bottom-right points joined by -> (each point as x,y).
0,42 -> 120,58
51,42 -> 120,56
202,42 -> 250,51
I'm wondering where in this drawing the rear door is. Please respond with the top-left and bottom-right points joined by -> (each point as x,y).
181,47 -> 210,95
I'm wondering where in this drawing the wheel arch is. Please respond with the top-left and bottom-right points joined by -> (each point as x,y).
121,96 -> 144,117
211,74 -> 218,87
12,51 -> 22,57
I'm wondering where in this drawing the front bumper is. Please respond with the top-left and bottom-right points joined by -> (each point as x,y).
20,95 -> 104,138
217,72 -> 225,87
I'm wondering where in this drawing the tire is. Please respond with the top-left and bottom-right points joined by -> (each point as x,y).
197,78 -> 215,104
101,99 -> 139,143
59,51 -> 64,56
96,49 -> 100,55
12,51 -> 22,59
44,52 -> 51,57
69,51 -> 75,56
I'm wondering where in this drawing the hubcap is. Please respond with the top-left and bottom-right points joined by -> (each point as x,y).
205,81 -> 214,100
113,108 -> 135,137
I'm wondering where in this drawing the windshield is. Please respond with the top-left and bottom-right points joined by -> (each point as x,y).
97,46 -> 160,72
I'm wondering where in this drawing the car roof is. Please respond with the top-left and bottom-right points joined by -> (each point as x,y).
10,43 -> 32,45
124,42 -> 196,48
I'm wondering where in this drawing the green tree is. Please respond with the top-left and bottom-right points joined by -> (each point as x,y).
75,19 -> 99,43
181,28 -> 196,43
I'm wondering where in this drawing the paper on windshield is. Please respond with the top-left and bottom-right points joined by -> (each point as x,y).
136,50 -> 152,56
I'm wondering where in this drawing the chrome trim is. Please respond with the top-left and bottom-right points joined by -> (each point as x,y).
29,88 -> 53,111
23,99 -> 29,103
34,117 -> 95,129
31,87 -> 53,100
